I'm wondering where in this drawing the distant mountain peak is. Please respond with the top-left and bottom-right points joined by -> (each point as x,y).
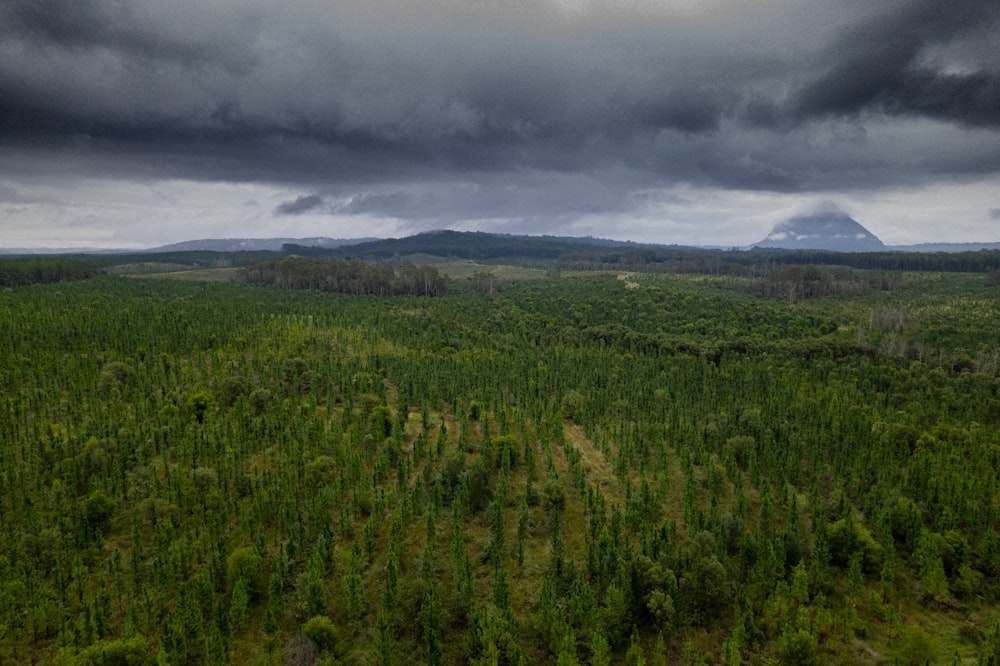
755,212 -> 884,252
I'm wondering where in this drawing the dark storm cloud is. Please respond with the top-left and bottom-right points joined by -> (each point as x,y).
273,168 -> 638,229
275,194 -> 327,216
1,0 -> 999,227
792,0 -> 1000,126
1,0 -> 260,71
335,173 -> 630,222
629,88 -> 726,134
990,209 -> 1000,221
336,192 -> 423,218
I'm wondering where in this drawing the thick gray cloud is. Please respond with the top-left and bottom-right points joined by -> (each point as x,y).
1,0 -> 999,244
792,0 -> 1000,126
275,194 -> 327,216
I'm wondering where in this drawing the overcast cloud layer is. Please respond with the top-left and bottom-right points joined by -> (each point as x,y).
1,0 -> 999,248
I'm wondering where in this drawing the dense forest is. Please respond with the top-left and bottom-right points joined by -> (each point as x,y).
0,257 -> 110,287
554,248 -> 1000,276
2,254 -> 1000,665
247,257 -> 449,297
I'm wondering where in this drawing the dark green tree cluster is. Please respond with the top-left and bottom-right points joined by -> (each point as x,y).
556,245 -> 1000,275
247,256 -> 448,296
0,256 -> 109,286
750,264 -> 903,301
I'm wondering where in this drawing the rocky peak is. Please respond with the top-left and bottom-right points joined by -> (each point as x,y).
756,213 -> 884,252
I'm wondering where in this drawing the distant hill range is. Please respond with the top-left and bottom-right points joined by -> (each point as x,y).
888,242 -> 1000,252
147,226 -> 1000,257
314,230 -> 653,261
753,213 -> 886,252
135,231 -> 1000,278
6,227 -> 999,258
145,237 -> 375,253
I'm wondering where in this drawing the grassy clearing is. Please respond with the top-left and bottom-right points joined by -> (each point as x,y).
127,267 -> 247,281
425,259 -> 550,281
565,423 -> 624,506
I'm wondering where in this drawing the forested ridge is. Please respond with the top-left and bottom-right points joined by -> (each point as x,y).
302,229 -> 1000,274
317,230 -> 642,263
2,267 -> 1000,665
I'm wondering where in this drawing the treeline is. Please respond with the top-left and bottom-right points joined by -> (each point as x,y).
465,271 -> 516,295
760,248 -> 1000,273
556,246 -> 1000,276
750,264 -> 905,301
556,248 -> 733,273
0,256 -> 110,286
109,250 -> 280,268
247,256 -> 448,296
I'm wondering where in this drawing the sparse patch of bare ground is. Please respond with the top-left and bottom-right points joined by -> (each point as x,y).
563,422 -> 625,506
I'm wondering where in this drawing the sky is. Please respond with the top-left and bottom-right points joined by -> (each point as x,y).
1,0 -> 999,250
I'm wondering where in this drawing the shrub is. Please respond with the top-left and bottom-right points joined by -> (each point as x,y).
468,400 -> 484,421
561,391 -> 585,422
282,357 -> 311,390
305,456 -> 338,484
827,518 -> 882,574
302,616 -> 340,653
186,390 -> 217,423
893,625 -> 937,666
542,479 -> 566,513
192,466 -> 218,493
776,625 -> 818,666
227,546 -> 264,598
218,374 -> 248,405
887,496 -> 923,551
98,361 -> 133,397
83,490 -> 116,535
463,457 -> 491,513
493,435 -> 520,470
249,387 -> 272,414
61,636 -> 147,665
370,405 -> 393,440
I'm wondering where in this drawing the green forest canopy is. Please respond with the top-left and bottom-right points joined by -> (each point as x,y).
1,261 -> 1000,664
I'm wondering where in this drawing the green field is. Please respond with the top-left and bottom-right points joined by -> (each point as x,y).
2,263 -> 1000,664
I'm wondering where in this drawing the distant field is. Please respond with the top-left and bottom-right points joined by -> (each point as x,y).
126,266 -> 246,282
107,261 -> 193,274
420,258 -> 549,281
